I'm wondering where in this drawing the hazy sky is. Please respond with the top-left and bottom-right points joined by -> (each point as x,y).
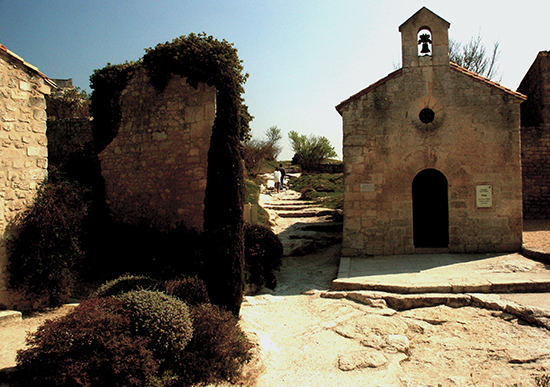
1,0 -> 548,160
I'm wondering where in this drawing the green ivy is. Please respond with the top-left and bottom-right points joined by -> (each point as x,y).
142,32 -> 252,141
89,61 -> 137,153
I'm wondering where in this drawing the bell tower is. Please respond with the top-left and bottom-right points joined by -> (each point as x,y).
399,7 -> 450,68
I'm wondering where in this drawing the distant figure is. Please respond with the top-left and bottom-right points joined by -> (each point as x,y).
273,167 -> 281,193
279,163 -> 286,190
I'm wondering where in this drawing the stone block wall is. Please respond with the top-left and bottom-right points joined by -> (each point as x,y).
518,51 -> 550,219
338,64 -> 524,256
99,67 -> 216,231
518,51 -> 550,128
522,125 -> 550,219
0,46 -> 52,305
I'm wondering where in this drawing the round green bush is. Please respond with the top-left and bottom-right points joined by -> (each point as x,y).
177,303 -> 253,386
165,276 -> 210,306
244,223 -> 283,290
116,290 -> 193,360
91,274 -> 160,299
13,298 -> 160,387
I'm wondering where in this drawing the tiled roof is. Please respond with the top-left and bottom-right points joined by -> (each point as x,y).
335,63 -> 526,115
450,62 -> 526,101
335,69 -> 403,113
0,44 -> 57,89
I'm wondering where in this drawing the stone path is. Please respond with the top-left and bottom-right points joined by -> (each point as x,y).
259,186 -> 342,257
241,184 -> 550,386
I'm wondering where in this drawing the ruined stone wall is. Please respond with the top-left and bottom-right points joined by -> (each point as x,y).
0,49 -> 51,305
522,125 -> 550,219
518,51 -> 550,219
339,62 -> 523,256
518,51 -> 550,128
99,67 -> 216,231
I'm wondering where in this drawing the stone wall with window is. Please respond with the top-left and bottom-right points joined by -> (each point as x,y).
0,45 -> 53,305
99,67 -> 216,231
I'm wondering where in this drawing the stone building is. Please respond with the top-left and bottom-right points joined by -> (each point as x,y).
336,7 -> 525,257
0,44 -> 55,305
517,51 -> 550,219
99,67 -> 216,232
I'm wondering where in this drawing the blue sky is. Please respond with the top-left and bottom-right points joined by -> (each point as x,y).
1,0 -> 549,160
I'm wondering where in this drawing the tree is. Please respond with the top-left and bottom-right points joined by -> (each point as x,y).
265,125 -> 282,160
288,130 -> 337,172
449,32 -> 501,81
242,138 -> 271,177
46,87 -> 91,120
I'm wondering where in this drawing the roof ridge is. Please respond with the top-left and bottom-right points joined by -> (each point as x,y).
449,61 -> 526,100
0,43 -> 57,89
335,68 -> 403,113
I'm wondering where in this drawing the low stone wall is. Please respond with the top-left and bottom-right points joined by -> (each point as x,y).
0,48 -> 51,306
99,67 -> 216,231
522,125 -> 550,219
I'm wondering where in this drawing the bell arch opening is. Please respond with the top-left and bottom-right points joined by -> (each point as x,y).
417,27 -> 433,56
412,168 -> 449,248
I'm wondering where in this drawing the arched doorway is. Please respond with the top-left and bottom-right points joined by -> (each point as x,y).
412,169 -> 449,248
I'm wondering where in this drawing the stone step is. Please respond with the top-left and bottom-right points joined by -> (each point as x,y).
277,209 -> 338,218
263,204 -> 314,211
0,310 -> 22,325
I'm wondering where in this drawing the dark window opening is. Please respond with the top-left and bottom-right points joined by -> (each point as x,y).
419,108 -> 435,123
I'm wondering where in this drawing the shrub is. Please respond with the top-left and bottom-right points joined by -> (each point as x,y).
91,274 -> 160,299
7,174 -> 91,309
13,298 -> 160,387
177,303 -> 253,386
165,276 -> 210,306
244,223 -> 283,290
116,290 -> 193,361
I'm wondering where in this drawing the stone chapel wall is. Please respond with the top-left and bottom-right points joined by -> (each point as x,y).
99,67 -> 216,231
0,46 -> 51,305
337,8 -> 524,257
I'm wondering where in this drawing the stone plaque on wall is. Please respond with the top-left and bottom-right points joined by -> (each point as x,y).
360,183 -> 375,192
476,185 -> 492,208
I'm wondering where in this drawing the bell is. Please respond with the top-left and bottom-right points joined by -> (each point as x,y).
420,42 -> 431,54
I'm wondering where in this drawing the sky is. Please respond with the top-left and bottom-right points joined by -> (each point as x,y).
1,0 -> 549,160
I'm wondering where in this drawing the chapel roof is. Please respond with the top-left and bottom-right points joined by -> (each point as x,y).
0,43 -> 58,89
335,63 -> 526,114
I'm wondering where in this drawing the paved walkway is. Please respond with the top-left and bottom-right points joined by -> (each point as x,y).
334,252 -> 550,295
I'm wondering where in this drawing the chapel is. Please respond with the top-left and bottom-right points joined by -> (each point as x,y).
336,7 -> 526,256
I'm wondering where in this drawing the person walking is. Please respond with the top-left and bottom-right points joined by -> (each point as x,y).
273,167 -> 282,193
279,163 -> 286,190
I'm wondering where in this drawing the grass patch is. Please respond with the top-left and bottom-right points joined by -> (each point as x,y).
289,173 -> 343,209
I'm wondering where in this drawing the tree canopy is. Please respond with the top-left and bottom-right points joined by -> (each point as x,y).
288,130 -> 337,172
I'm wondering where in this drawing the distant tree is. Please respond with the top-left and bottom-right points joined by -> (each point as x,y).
46,87 -> 91,120
449,32 -> 501,81
288,130 -> 337,172
242,138 -> 271,177
265,126 -> 282,160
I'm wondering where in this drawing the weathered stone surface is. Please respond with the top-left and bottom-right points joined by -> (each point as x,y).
0,47 -> 51,306
99,67 -> 216,231
338,349 -> 388,371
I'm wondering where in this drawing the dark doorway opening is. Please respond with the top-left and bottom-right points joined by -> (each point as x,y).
412,169 -> 449,248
